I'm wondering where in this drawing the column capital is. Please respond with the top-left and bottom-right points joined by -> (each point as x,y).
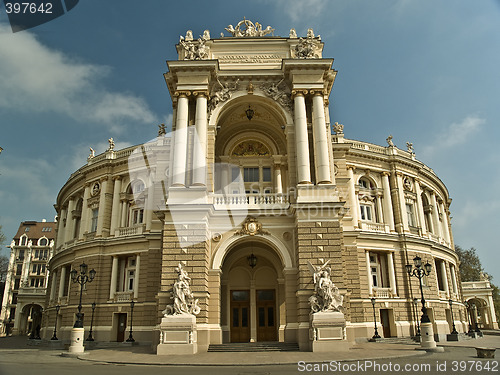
310,89 -> 327,96
174,90 -> 192,97
192,90 -> 209,98
100,176 -> 109,182
346,165 -> 356,171
112,175 -> 122,182
381,171 -> 391,177
291,89 -> 308,98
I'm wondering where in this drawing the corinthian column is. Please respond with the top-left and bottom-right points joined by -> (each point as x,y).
414,179 -> 427,235
172,92 -> 190,187
110,176 -> 122,235
293,91 -> 311,184
192,92 -> 208,186
382,172 -> 395,231
312,91 -> 331,184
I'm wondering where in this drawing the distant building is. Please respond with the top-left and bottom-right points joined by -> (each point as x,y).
462,276 -> 499,330
0,220 -> 56,336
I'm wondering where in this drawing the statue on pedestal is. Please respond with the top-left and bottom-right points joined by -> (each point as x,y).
163,263 -> 200,316
308,259 -> 343,313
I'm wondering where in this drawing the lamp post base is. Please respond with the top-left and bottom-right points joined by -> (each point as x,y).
68,327 -> 85,354
418,322 -> 444,352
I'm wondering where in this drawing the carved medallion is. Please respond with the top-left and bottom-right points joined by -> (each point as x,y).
231,140 -> 270,157
235,217 -> 270,236
91,182 -> 100,196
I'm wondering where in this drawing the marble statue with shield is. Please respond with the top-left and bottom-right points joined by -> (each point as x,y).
307,259 -> 349,352
157,263 -> 200,355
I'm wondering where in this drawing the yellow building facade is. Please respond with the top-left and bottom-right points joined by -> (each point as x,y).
43,21 -> 467,350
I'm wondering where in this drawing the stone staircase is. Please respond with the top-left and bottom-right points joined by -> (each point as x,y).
208,342 -> 300,352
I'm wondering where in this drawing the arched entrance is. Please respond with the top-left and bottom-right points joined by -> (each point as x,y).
220,238 -> 285,343
19,303 -> 43,337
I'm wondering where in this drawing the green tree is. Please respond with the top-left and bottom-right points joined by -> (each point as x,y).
456,245 -> 500,323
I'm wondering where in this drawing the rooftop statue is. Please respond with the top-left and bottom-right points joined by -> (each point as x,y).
163,263 -> 200,316
223,18 -> 274,37
294,28 -> 321,59
386,135 -> 395,147
179,31 -> 210,60
107,137 -> 115,151
307,259 -> 344,313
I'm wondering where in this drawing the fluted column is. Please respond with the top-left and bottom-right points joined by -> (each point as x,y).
172,93 -> 190,187
347,166 -> 359,228
440,260 -> 450,297
381,173 -> 395,231
366,251 -> 373,296
450,264 -> 458,295
312,91 -> 331,184
387,252 -> 397,296
56,207 -> 67,246
430,192 -> 442,239
64,197 -> 76,243
109,256 -> 119,300
96,177 -> 108,236
79,183 -> 91,239
120,199 -> 128,228
395,173 -> 409,231
414,179 -> 427,235
192,92 -> 208,186
110,176 -> 122,235
49,269 -> 57,302
134,254 -> 141,299
293,91 -> 311,184
58,266 -> 66,299
275,165 -> 283,194
440,202 -> 451,244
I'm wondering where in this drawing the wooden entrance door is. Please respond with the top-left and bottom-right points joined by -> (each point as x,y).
230,290 -> 250,342
116,313 -> 127,342
256,289 -> 277,342
380,309 -> 391,338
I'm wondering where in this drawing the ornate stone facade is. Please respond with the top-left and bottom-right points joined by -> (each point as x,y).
42,22 -> 467,350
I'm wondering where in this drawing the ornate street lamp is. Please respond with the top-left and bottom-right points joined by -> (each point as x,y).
406,255 -> 442,351
86,302 -> 96,341
413,298 -> 421,337
405,256 -> 432,323
370,297 -> 381,340
51,305 -> 60,340
70,262 -> 96,328
448,299 -> 458,335
464,300 -> 474,334
126,300 -> 135,342
473,304 -> 482,333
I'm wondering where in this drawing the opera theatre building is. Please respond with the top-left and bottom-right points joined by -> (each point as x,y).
43,20 -> 468,352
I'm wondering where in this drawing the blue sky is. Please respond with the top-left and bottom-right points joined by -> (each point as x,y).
0,1 -> 499,282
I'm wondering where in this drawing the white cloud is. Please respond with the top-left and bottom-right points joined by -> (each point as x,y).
440,115 -> 485,148
268,0 -> 328,23
0,23 -> 156,130
421,115 -> 485,157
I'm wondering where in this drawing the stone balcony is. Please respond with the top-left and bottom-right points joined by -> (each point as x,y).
372,287 -> 393,298
115,224 -> 146,237
213,193 -> 290,210
359,221 -> 390,233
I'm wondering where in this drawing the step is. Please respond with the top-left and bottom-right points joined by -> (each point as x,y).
208,342 -> 300,352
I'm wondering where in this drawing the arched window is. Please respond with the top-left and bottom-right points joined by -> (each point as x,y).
20,235 -> 28,246
358,177 -> 379,223
38,237 -> 48,246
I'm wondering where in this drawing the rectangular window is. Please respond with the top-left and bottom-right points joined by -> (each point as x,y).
360,205 -> 372,221
132,209 -> 144,225
16,264 -> 22,276
9,307 -> 16,319
11,294 -> 17,304
406,204 -> 416,227
435,260 -> 445,291
13,279 -> 20,290
243,167 -> 259,182
262,167 -> 271,182
18,250 -> 24,260
90,209 -> 99,232
30,279 -> 35,287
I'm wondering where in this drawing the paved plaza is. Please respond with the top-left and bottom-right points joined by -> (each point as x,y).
0,333 -> 499,374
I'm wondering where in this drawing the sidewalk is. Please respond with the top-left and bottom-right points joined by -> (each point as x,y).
1,334 -> 499,366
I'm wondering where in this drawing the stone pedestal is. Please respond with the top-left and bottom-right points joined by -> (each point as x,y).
419,322 -> 444,352
310,311 -> 349,352
156,314 -> 197,355
68,327 -> 85,354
